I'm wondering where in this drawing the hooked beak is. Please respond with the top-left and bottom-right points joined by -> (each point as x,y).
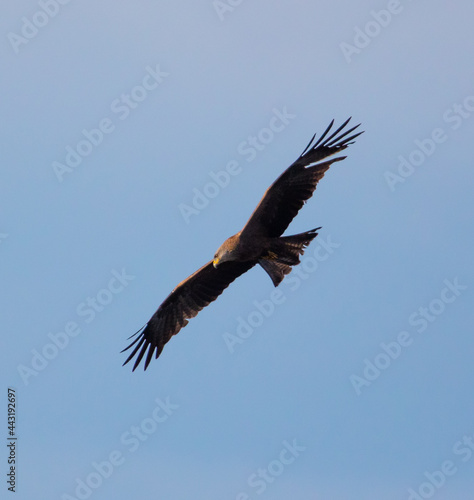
213,258 -> 219,268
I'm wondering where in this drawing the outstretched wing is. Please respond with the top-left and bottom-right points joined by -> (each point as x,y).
240,118 -> 363,238
122,259 -> 256,370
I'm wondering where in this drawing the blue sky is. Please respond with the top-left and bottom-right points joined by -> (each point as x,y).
2,1 -> 474,499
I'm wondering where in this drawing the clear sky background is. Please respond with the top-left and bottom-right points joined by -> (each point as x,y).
2,1 -> 474,499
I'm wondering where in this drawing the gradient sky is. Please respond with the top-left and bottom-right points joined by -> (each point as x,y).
2,1 -> 474,499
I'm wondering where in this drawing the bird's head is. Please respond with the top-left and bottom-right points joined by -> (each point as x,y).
213,235 -> 238,268
213,248 -> 231,268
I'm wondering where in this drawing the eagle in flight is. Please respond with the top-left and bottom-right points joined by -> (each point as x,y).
123,118 -> 362,370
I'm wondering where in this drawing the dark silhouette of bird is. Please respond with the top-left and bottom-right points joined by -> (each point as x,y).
123,118 -> 362,370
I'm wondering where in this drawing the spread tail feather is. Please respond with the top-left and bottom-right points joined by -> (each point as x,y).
258,227 -> 320,286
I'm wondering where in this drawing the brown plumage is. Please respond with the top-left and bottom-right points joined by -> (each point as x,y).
122,118 -> 363,370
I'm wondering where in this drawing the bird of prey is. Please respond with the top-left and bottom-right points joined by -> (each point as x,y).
123,118 -> 362,370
